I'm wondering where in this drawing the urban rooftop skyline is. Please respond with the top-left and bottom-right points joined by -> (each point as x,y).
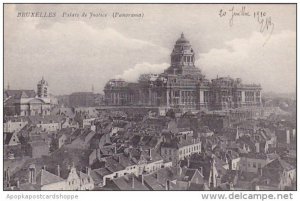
4,4 -> 296,95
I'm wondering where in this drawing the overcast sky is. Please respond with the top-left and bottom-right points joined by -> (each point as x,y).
4,4 -> 296,95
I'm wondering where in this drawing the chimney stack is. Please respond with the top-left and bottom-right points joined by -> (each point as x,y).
5,167 -> 10,182
229,182 -> 234,190
259,168 -> 263,176
177,166 -> 182,176
86,167 -> 91,176
96,148 -> 101,161
132,176 -> 135,189
141,174 -> 144,185
91,125 -> 96,132
165,180 -> 170,190
57,165 -> 60,177
255,142 -> 260,153
199,167 -> 203,176
286,130 -> 290,144
28,165 -> 36,184
149,149 -> 152,161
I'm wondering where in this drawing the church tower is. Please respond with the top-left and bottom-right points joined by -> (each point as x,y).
37,77 -> 48,98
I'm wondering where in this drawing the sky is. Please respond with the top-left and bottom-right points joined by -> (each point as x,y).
4,4 -> 296,95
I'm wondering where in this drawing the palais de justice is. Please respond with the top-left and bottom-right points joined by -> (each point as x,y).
104,33 -> 262,111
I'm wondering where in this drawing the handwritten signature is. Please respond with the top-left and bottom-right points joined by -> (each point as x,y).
219,6 -> 275,46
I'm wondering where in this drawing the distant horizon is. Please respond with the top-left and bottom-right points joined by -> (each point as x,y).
4,82 -> 296,98
4,4 -> 296,95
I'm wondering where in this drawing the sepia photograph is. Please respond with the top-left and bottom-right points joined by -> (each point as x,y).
2,3 -> 297,193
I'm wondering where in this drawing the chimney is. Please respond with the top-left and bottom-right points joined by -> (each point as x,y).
5,167 -> 10,182
235,126 -> 239,140
199,167 -> 203,176
255,142 -> 260,153
28,165 -> 36,184
132,176 -> 135,189
177,166 -> 182,176
216,176 -> 221,187
141,174 -> 144,185
91,125 -> 96,132
259,168 -> 263,176
43,165 -> 46,171
17,180 -> 20,189
165,180 -> 170,190
229,159 -> 232,170
243,144 -> 246,151
114,145 -> 117,154
57,165 -> 60,177
292,129 -> 296,139
286,130 -> 290,144
229,182 -> 234,190
187,158 -> 190,167
149,149 -> 152,161
155,172 -> 159,181
86,167 -> 91,176
96,148 -> 101,161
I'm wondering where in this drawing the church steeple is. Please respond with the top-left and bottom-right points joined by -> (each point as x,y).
37,77 -> 49,98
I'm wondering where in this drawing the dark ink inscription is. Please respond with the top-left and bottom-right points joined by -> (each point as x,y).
218,6 -> 275,46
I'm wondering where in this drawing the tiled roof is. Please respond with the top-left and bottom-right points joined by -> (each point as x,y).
263,158 -> 295,171
28,115 -> 63,124
240,152 -> 267,160
4,116 -> 28,123
36,169 -> 64,186
105,157 -> 125,172
4,133 -> 14,145
112,174 -> 149,190
5,90 -> 36,99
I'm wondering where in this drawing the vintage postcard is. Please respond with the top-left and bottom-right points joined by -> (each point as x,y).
3,3 -> 296,194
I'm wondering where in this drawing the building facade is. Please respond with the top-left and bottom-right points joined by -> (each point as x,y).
104,33 -> 262,111
4,78 -> 51,116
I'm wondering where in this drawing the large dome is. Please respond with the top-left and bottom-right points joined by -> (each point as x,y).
175,33 -> 190,44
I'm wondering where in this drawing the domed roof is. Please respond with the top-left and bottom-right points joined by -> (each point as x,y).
176,33 -> 190,44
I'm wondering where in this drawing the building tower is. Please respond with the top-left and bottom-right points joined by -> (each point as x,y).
164,33 -> 204,78
171,32 -> 195,67
37,77 -> 48,98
